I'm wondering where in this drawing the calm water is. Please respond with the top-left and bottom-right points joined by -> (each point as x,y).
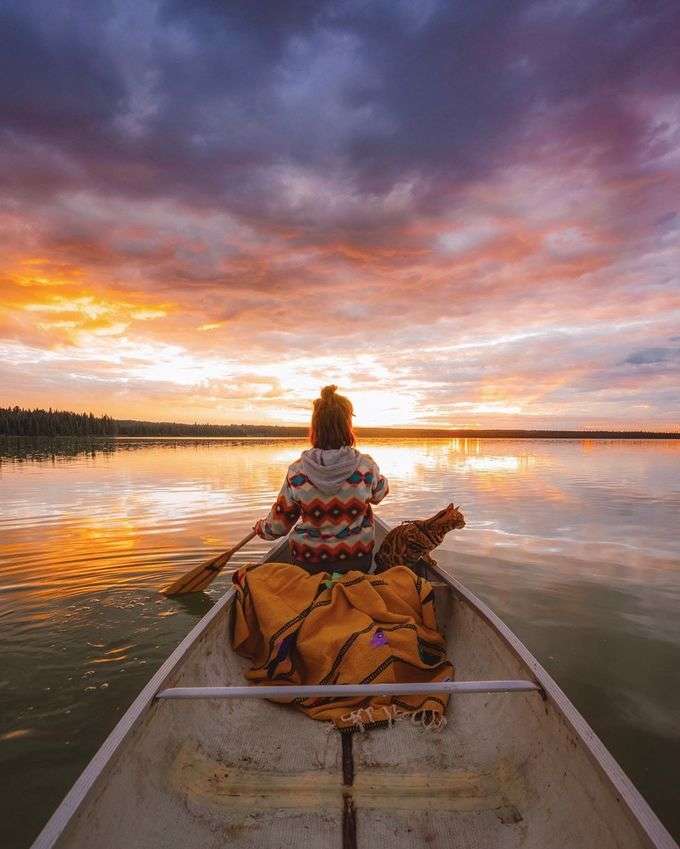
1,437 -> 679,846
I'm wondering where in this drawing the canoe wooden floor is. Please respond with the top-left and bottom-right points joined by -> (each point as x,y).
32,519 -> 677,849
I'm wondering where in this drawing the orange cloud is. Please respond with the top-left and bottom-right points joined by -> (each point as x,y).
1,261 -> 173,348
1,155 -> 678,431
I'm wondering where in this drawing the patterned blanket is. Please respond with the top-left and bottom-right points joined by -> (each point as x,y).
230,562 -> 454,729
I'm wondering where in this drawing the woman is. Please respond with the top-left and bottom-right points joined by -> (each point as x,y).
253,385 -> 389,573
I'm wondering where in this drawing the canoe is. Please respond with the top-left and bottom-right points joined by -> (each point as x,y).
31,517 -> 677,849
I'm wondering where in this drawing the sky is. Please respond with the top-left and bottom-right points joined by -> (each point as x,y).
1,0 -> 679,429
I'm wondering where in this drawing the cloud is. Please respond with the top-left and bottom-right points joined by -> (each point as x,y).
623,347 -> 680,367
2,1 -> 678,217
1,1 -> 679,428
624,348 -> 669,366
436,220 -> 501,255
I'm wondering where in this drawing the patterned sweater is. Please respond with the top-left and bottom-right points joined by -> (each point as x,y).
254,449 -> 389,568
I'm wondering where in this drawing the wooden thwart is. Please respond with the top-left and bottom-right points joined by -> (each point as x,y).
155,680 -> 541,700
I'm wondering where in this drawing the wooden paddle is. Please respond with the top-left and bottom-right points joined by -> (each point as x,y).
161,530 -> 257,596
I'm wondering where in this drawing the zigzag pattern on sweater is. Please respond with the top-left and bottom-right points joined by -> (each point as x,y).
293,510 -> 373,539
301,497 -> 368,527
255,451 -> 389,566
290,539 -> 374,565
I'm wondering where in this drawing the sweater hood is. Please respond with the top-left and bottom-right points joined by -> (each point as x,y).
299,447 -> 362,494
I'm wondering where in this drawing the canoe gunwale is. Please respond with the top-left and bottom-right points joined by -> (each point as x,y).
425,557 -> 678,849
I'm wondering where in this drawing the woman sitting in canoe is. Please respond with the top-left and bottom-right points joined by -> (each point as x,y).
253,385 -> 389,573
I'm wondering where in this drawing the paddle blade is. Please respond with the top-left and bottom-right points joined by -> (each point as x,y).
161,550 -> 231,597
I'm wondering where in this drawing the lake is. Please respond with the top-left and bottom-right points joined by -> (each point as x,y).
1,436 -> 679,847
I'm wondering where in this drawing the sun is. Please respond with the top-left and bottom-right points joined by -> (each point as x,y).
350,389 -> 419,427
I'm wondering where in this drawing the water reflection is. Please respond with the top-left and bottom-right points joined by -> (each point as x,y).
1,436 -> 679,607
0,436 -> 679,847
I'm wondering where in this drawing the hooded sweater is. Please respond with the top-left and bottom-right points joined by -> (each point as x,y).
254,447 -> 389,569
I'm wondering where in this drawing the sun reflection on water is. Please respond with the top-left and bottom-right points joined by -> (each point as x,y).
0,435 -> 678,610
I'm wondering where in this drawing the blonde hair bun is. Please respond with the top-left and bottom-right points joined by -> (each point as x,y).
320,385 -> 338,401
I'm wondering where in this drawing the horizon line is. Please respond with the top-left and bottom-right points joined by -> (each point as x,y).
1,405 -> 678,437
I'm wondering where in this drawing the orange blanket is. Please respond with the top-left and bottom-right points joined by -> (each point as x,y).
231,562 -> 453,729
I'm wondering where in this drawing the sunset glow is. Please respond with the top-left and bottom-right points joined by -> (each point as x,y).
1,3 -> 679,428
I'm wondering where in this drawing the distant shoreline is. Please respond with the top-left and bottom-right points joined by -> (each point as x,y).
2,429 -> 679,440
1,406 -> 677,439
352,428 -> 680,439
104,431 -> 674,439
114,427 -> 679,439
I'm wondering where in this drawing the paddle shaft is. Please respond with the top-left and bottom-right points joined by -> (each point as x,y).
210,530 -> 257,569
161,529 -> 258,595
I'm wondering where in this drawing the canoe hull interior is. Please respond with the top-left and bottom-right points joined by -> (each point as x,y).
32,521 -> 676,849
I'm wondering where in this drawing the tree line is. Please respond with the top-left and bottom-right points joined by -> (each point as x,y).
1,404 -> 677,439
116,419 -> 306,437
0,406 -> 118,436
0,406 -> 306,437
